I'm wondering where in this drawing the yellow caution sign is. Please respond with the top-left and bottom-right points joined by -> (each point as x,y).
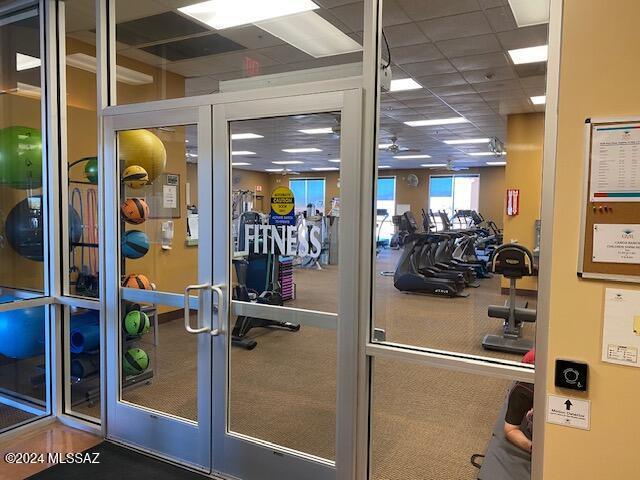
271,186 -> 295,216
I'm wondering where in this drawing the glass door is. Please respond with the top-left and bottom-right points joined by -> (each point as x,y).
211,89 -> 362,479
103,105 -> 214,471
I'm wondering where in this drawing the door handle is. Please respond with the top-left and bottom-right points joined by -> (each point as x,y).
184,283 -> 210,334
210,284 -> 225,336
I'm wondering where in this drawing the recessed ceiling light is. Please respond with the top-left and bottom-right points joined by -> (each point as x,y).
328,159 -> 341,163
405,117 -> 469,127
393,154 -> 431,159
390,78 -> 422,92
232,150 -> 256,155
443,138 -> 491,145
299,127 -> 333,134
311,167 -> 339,171
487,161 -> 507,166
256,11 -> 362,58
421,163 -> 447,168
231,133 -> 264,140
378,165 -> 391,169
378,143 -> 393,149
16,53 -> 41,71
508,0 -> 549,27
530,95 -> 546,105
232,162 -> 252,166
508,45 -> 548,64
265,168 -> 284,172
468,151 -> 507,156
178,0 -> 319,29
282,148 -> 322,153
272,160 -> 304,165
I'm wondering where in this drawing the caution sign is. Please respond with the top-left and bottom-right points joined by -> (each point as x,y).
269,186 -> 296,225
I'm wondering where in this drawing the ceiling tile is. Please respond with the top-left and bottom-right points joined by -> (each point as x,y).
473,78 -> 523,92
391,43 -> 443,64
514,62 -> 547,78
400,96 -> 446,108
439,93 -> 484,105
116,11 -> 207,46
417,12 -> 492,42
315,0 -> 363,7
436,33 -> 502,58
396,0 -> 480,21
258,44 -> 313,64
415,72 -> 468,87
327,3 -> 364,31
401,59 -> 457,76
462,66 -> 517,83
484,6 -> 518,32
383,22 -> 429,47
219,26 -> 285,50
449,52 -> 510,71
519,74 -> 547,90
429,84 -> 478,96
497,24 -> 549,50
479,89 -> 525,101
381,0 -> 412,26
478,0 -> 508,8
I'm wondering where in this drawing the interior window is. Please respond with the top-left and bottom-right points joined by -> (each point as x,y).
289,178 -> 326,214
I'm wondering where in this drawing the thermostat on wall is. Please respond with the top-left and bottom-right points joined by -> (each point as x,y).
554,359 -> 588,392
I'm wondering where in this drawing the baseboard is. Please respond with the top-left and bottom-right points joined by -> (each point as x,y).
501,287 -> 538,297
158,310 -> 183,324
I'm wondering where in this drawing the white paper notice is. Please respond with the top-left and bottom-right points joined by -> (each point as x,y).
602,288 -> 640,367
163,185 -> 177,209
546,395 -> 590,430
590,123 -> 640,202
592,224 -> 640,264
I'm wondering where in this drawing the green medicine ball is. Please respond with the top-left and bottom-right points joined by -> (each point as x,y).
83,157 -> 98,184
0,126 -> 43,189
123,310 -> 150,336
122,347 -> 149,376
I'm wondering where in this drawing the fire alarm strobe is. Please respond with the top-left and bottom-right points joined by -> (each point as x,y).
554,359 -> 588,392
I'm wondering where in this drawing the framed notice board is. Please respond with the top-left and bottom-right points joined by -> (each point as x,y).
578,116 -> 640,282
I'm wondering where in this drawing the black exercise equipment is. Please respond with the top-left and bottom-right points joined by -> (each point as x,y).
482,244 -> 537,354
389,211 -> 417,249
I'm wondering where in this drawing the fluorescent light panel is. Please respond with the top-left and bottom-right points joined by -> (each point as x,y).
272,160 -> 303,165
299,127 -> 333,134
231,133 -> 263,140
508,45 -> 548,65
256,11 -> 362,58
66,53 -> 153,85
378,165 -> 391,169
393,154 -> 431,159
265,168 -> 283,172
16,53 -> 41,71
405,117 -> 469,127
282,148 -> 322,153
231,150 -> 256,155
487,161 -> 507,166
390,78 -> 422,92
421,164 -> 447,168
232,162 -> 252,166
443,138 -> 490,145
530,95 -> 546,105
469,151 -> 507,156
508,0 -> 550,27
311,167 -> 339,171
178,0 -> 319,29
378,143 -> 392,149
328,159 -> 340,163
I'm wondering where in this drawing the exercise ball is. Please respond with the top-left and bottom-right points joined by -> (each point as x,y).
0,306 -> 45,359
122,165 -> 148,189
121,198 -> 149,225
119,129 -> 166,182
121,230 -> 149,259
123,310 -> 150,336
5,196 -> 83,261
83,157 -> 98,184
122,347 -> 149,376
0,126 -> 43,189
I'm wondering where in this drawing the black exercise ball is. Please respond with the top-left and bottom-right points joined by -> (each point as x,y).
5,196 -> 82,262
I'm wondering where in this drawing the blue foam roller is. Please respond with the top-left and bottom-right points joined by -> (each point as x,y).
70,322 -> 100,354
71,354 -> 100,378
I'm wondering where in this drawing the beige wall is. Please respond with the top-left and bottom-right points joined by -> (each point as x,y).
503,112 -> 544,290
542,1 -> 640,478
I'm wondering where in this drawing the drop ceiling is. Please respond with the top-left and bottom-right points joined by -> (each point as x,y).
64,0 -> 549,171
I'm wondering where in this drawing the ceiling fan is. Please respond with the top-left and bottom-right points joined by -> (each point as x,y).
446,158 -> 469,172
382,136 -> 420,154
268,168 -> 300,176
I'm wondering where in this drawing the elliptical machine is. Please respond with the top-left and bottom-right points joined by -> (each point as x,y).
482,244 -> 537,354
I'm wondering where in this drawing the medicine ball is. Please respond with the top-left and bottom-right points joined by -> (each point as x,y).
119,129 -> 166,182
121,229 -> 149,259
122,347 -> 149,376
5,196 -> 82,261
122,273 -> 153,290
121,198 -> 149,224
0,306 -> 45,359
122,165 -> 148,189
83,157 -> 98,184
0,126 -> 43,189
123,310 -> 150,336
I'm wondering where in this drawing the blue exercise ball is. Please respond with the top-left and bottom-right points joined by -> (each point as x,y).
0,306 -> 46,359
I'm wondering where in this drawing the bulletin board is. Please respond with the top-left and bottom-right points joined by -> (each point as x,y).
578,117 -> 640,282
147,173 -> 181,219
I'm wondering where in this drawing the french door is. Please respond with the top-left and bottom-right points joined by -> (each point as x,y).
103,85 -> 362,479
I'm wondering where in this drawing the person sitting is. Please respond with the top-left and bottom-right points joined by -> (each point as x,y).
504,349 -> 535,454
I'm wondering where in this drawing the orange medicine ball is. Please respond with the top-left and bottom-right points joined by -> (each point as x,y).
121,198 -> 150,225
122,273 -> 153,290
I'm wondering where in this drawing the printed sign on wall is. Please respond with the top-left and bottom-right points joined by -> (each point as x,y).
506,188 -> 520,216
269,186 -> 295,226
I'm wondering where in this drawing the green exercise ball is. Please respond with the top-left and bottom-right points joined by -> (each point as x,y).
0,126 -> 43,189
83,157 -> 98,184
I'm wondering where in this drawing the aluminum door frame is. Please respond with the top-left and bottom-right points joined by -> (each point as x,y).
211,88 -> 363,480
103,105 -> 214,472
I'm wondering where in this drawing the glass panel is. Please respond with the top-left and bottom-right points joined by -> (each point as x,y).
111,1 -> 364,104
0,6 -> 46,298
0,305 -> 49,433
228,112 -> 341,461
373,0 -> 548,364
64,0 -> 100,299
119,300 -> 198,422
371,359 -> 532,480
64,306 -> 100,421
